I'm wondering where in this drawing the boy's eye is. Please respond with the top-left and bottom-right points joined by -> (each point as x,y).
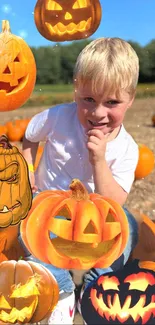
84,97 -> 95,103
107,100 -> 120,105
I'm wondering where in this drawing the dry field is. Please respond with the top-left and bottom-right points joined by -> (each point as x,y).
1,97 -> 155,324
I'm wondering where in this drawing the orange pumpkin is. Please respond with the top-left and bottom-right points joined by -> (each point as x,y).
34,0 -> 102,42
132,213 -> 155,262
0,225 -> 26,262
0,125 -> 7,137
135,144 -> 154,179
0,260 -> 59,324
21,179 -> 129,270
0,20 -> 36,112
152,114 -> 155,127
0,135 -> 32,227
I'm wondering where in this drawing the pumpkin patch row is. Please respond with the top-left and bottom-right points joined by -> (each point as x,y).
0,118 -> 31,142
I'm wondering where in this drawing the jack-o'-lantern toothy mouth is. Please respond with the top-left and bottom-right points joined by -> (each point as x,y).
0,75 -> 29,94
45,17 -> 92,35
50,235 -> 116,262
0,201 -> 21,213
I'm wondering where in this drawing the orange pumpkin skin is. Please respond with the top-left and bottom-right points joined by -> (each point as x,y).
0,260 -> 59,323
0,135 -> 32,227
135,144 -> 154,179
0,20 -> 36,112
0,225 -> 26,262
34,0 -> 102,42
21,179 -> 129,270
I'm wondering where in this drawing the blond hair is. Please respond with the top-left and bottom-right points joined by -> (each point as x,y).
73,37 -> 139,98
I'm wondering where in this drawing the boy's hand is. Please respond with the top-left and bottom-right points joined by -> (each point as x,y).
87,129 -> 107,165
29,171 -> 38,193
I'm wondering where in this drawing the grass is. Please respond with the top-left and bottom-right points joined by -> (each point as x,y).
23,83 -> 155,107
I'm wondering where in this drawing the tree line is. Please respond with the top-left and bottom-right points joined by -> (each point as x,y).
31,39 -> 155,85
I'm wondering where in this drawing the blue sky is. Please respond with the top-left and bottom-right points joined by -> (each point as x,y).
0,0 -> 155,48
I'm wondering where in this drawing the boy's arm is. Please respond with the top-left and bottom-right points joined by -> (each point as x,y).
92,161 -> 127,205
22,135 -> 39,165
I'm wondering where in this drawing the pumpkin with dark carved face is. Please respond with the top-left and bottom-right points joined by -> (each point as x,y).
81,260 -> 155,324
34,0 -> 102,42
20,179 -> 129,270
0,135 -> 32,227
0,20 -> 36,112
0,260 -> 59,324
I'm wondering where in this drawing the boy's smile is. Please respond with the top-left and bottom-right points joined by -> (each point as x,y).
75,83 -> 134,136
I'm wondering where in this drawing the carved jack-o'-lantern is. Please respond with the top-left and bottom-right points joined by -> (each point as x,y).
81,260 -> 155,324
34,0 -> 102,42
0,260 -> 59,324
0,20 -> 36,112
21,179 -> 129,270
0,135 -> 32,227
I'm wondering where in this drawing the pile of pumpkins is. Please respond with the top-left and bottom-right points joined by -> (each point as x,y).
0,118 -> 31,142
0,118 -> 44,170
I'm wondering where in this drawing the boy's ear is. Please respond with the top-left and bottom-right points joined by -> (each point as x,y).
127,94 -> 135,109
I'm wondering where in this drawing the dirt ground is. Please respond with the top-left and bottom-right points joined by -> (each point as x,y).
1,97 -> 155,324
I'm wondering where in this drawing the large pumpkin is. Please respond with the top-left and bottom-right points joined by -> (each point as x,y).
0,20 -> 36,112
20,179 -> 129,270
132,213 -> 155,262
0,135 -> 32,227
135,144 -> 154,180
81,260 -> 155,324
34,0 -> 102,42
0,260 -> 59,324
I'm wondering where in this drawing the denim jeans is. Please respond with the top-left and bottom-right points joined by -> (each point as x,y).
19,192 -> 138,293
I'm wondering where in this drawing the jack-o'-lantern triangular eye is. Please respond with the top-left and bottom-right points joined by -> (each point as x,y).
3,66 -> 11,74
48,1 -> 63,10
84,220 -> 98,234
73,0 -> 91,9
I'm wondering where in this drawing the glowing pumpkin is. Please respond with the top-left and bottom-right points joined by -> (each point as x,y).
34,0 -> 102,42
81,260 -> 155,324
135,144 -> 154,179
0,135 -> 32,227
20,179 -> 129,270
0,260 -> 59,324
0,20 -> 36,112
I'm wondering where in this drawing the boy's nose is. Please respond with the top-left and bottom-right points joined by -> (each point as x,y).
92,104 -> 108,118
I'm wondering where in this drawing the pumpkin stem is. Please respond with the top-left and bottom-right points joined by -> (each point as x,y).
0,135 -> 12,149
2,20 -> 11,33
69,179 -> 89,201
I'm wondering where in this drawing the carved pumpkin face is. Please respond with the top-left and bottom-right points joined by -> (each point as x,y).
81,260 -> 155,324
0,20 -> 36,112
0,135 -> 32,227
21,179 -> 129,270
0,260 -> 59,323
34,0 -> 102,42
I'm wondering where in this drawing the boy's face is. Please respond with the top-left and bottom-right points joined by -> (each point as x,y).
75,83 -> 134,135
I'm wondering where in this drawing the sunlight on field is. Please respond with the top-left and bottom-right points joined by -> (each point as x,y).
23,83 -> 155,107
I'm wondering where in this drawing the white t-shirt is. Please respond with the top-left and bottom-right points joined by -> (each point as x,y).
25,102 -> 139,194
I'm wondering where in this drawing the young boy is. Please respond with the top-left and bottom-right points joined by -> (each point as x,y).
22,37 -> 139,324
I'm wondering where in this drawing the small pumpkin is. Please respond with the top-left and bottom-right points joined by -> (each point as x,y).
0,135 -> 32,227
81,259 -> 155,324
0,20 -> 36,112
0,260 -> 59,324
20,179 -> 129,270
152,114 -> 155,127
135,144 -> 154,179
34,0 -> 102,42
